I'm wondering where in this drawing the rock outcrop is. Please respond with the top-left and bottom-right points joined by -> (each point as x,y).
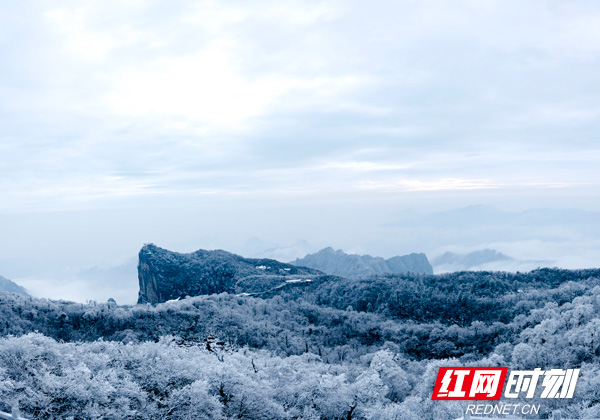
137,244 -> 323,304
291,247 -> 433,278
0,275 -> 29,296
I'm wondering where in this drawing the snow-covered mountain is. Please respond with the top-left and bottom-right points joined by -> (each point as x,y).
291,247 -> 433,278
0,274 -> 29,296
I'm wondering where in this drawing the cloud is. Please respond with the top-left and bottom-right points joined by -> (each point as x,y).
3,1 -> 600,202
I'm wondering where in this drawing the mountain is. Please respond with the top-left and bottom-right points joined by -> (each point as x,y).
383,206 -> 600,270
430,248 -> 553,273
290,247 -> 433,278
432,249 -> 512,269
137,244 -> 325,304
390,205 -> 600,229
0,274 -> 29,296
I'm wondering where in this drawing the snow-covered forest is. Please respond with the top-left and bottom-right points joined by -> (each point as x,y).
2,268 -> 600,419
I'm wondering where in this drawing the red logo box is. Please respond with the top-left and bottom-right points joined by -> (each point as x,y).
432,367 -> 508,400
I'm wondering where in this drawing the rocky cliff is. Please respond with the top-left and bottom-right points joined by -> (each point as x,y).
137,244 -> 323,304
291,247 -> 433,278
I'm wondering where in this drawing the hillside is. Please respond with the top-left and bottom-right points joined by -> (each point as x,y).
0,274 -> 28,296
2,266 -> 600,419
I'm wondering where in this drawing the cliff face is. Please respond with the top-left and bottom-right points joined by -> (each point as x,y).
137,244 -> 323,304
291,247 -> 433,278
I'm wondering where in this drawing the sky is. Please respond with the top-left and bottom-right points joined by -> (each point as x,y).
1,0 -> 599,303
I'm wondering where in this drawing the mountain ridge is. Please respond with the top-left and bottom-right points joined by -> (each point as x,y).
291,247 -> 433,278
137,243 -> 326,304
0,274 -> 29,296
432,249 -> 512,268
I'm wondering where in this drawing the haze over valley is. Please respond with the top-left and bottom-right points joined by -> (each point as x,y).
1,204 -> 598,304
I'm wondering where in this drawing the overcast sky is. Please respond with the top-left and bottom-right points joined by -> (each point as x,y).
1,1 -> 599,302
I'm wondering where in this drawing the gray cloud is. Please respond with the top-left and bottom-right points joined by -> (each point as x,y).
2,1 -> 600,207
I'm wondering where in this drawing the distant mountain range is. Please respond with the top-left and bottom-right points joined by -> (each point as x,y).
136,242 -> 579,307
432,249 -> 512,268
291,247 -> 433,278
137,244 -> 435,304
390,205 -> 600,228
430,248 -> 553,272
0,274 -> 29,296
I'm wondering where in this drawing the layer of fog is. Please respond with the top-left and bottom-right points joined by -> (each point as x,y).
2,203 -> 598,305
